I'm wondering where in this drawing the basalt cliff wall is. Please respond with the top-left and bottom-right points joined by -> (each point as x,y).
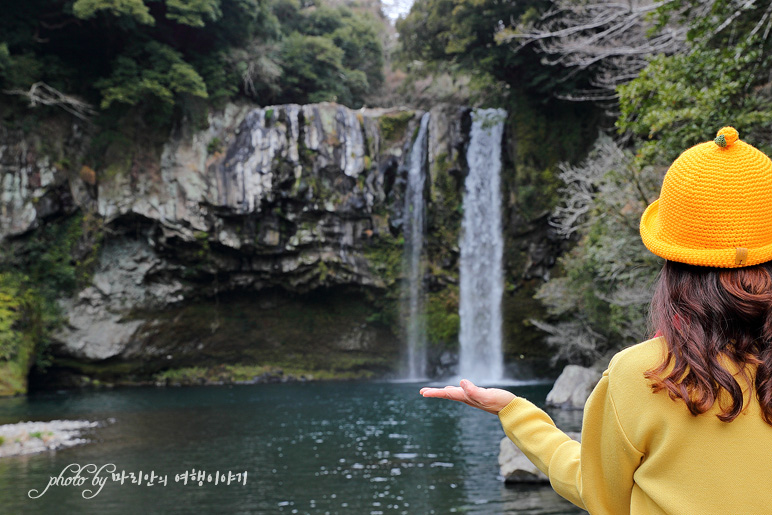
0,102 -> 563,391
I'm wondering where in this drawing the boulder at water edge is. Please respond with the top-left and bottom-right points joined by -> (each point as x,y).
545,365 -> 602,410
499,433 -> 581,483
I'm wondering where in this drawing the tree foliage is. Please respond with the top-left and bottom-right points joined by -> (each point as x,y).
0,275 -> 22,361
0,0 -> 386,125
396,0 -> 555,96
536,0 -> 772,365
165,0 -> 223,27
534,135 -> 661,365
97,42 -> 209,109
618,0 -> 772,164
395,0 -> 685,105
73,0 -> 155,24
618,48 -> 772,163
496,0 -> 687,102
275,1 -> 384,106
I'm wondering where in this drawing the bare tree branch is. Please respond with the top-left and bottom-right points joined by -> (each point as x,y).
529,317 -> 605,365
706,0 -> 756,42
497,0 -> 772,101
3,81 -> 96,121
226,42 -> 282,99
549,134 -> 628,237
495,0 -> 692,99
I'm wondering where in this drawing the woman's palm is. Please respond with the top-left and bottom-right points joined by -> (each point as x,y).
420,380 -> 516,415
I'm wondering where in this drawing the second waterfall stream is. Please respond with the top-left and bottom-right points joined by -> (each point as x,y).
403,112 -> 431,380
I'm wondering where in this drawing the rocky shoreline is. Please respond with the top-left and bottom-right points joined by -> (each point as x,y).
0,420 -> 100,458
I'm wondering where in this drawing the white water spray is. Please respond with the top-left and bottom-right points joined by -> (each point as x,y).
403,113 -> 431,380
458,109 -> 506,384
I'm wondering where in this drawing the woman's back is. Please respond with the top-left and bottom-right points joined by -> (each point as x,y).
495,335 -> 772,515
607,337 -> 772,514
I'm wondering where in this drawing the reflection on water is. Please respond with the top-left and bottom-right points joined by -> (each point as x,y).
0,382 -> 584,514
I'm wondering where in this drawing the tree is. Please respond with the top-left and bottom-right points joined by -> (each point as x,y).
395,0 -> 637,104
275,2 -> 384,108
72,0 -> 155,25
96,41 -> 208,109
533,135 -> 662,365
279,32 -> 348,104
0,0 -> 386,124
535,0 -> 772,365
496,0 -> 687,102
618,0 -> 772,163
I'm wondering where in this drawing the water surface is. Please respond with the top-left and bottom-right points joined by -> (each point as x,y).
0,381 -> 584,514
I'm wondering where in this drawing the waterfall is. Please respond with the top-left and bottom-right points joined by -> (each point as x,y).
403,113 -> 431,380
458,108 -> 506,384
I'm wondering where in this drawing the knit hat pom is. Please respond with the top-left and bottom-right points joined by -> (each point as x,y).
715,126 -> 739,148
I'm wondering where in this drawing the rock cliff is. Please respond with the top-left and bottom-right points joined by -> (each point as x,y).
1,102 -> 562,390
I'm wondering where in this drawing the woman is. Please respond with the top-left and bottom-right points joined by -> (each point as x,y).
421,127 -> 772,514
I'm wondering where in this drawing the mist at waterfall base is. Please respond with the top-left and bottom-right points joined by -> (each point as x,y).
0,382 -> 583,514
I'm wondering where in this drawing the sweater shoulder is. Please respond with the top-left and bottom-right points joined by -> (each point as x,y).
607,337 -> 668,378
604,337 -> 670,404
602,338 -> 671,451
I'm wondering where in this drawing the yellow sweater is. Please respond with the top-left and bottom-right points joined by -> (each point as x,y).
498,336 -> 772,514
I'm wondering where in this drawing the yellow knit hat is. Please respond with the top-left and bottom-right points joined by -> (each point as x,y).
640,127 -> 772,268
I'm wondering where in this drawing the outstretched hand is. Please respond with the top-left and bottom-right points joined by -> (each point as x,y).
419,380 -> 517,415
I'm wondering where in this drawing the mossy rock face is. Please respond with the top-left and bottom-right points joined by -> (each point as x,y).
0,347 -> 34,396
378,111 -> 415,144
425,286 -> 460,347
41,287 -> 401,387
425,154 -> 463,271
153,363 -> 376,386
363,233 -> 404,287
0,211 -> 107,396
0,292 -> 39,394
501,280 -> 557,377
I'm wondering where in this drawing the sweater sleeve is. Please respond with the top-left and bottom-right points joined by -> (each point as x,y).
498,366 -> 645,514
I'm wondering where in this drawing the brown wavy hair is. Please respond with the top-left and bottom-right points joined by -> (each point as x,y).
645,260 -> 772,425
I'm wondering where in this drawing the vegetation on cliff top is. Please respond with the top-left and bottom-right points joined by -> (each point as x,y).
0,0 -> 386,130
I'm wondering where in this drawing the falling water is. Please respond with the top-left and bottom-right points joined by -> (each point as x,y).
458,108 -> 507,384
403,113 -> 431,380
